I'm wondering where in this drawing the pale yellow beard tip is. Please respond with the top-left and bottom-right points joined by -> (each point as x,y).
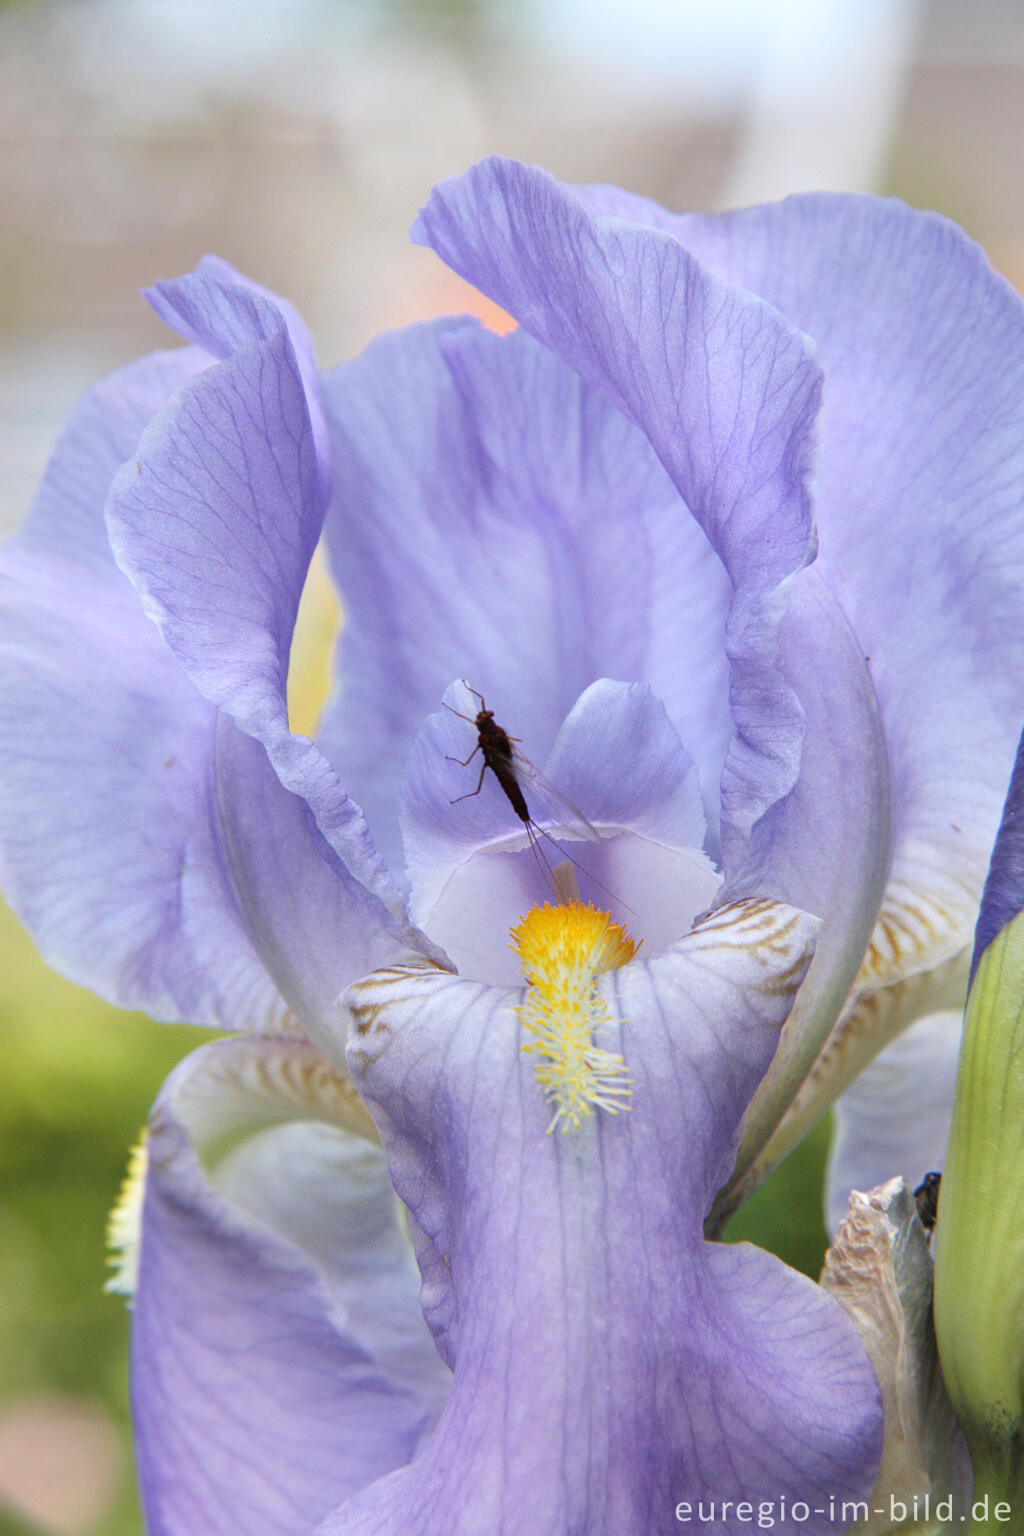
511,899 -> 638,1132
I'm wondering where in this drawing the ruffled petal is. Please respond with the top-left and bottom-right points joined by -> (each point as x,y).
191,253 -> 332,503
328,900 -> 880,1535
825,1010 -> 963,1235
584,185 -> 1024,1000
106,272 -> 408,919
214,716 -> 451,1060
413,161 -> 843,879
413,159 -> 820,595
708,568 -> 891,1223
134,1036 -> 449,1536
106,272 -> 320,737
0,349 -> 292,1030
317,319 -> 732,874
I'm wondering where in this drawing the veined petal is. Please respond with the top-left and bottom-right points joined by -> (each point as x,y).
414,160 -> 820,595
318,319 -> 732,875
413,158 -> 830,883
328,901 -> 880,1534
413,165 -> 894,1195
1,274 -> 437,1038
133,1035 -> 450,1536
190,253 -> 332,504
708,568 -> 891,1225
581,186 -> 1024,1141
106,271 -> 409,928
214,717 -> 450,1063
825,1010 -> 963,1237
0,349 -> 290,1030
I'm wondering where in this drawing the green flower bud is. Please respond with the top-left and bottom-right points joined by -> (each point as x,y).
934,903 -> 1024,1530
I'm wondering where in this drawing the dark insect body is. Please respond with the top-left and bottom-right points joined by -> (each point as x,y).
448,701 -> 531,825
913,1171 -> 941,1233
444,686 -> 610,905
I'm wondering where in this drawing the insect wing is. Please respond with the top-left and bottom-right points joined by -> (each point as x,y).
509,748 -> 602,843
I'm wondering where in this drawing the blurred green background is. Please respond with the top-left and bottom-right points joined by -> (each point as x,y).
0,899 -> 200,1536
3,0 -> 1024,1530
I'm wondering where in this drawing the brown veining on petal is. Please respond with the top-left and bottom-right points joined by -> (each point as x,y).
710,925 -> 971,1231
350,1001 -> 391,1038
346,959 -> 456,1050
691,900 -> 816,1001
709,833 -> 985,1235
694,898 -> 805,957
250,1000 -> 308,1039
789,944 -> 969,1126
172,1035 -> 380,1153
855,866 -> 977,996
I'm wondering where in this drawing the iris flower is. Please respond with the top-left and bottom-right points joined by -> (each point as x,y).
3,159 -> 1024,1534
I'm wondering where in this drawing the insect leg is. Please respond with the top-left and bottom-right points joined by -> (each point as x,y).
446,743 -> 482,768
450,759 -> 489,805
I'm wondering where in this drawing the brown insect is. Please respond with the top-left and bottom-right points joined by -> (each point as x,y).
447,695 -> 532,824
444,684 -> 603,899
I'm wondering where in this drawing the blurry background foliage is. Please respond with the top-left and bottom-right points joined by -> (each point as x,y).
2,0 -> 1024,1530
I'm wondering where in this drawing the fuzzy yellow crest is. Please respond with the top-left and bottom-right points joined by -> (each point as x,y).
510,900 -> 638,1133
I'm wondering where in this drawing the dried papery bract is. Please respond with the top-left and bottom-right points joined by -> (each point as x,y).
822,1177 -> 969,1528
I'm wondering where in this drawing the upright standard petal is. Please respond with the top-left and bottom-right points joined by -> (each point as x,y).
103,271 -> 446,1040
414,159 -> 820,593
318,319 -> 733,875
413,159 -> 834,876
2,265 -> 440,1039
133,1036 -> 450,1536
322,900 -> 880,1535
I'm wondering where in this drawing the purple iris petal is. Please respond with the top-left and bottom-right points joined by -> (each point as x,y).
413,160 -> 820,595
214,717 -> 449,1061
106,272 -> 404,921
191,253 -> 332,500
318,318 -> 733,875
579,184 -> 1024,995
135,1036 -> 449,1536
10,159 -> 1011,1533
401,678 -> 719,984
412,159 -> 834,872
328,905 -> 880,1534
826,1009 -> 962,1234
544,678 -> 707,845
971,724 -> 1024,978
0,270 -> 437,1038
411,160 -> 892,1195
0,348 -> 288,1029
